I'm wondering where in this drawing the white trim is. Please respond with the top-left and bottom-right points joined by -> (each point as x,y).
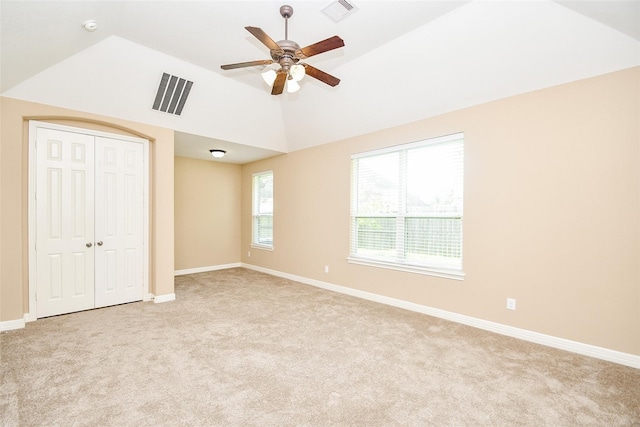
347,257 -> 464,280
27,121 -> 38,323
351,132 -> 464,159
27,120 -> 151,320
174,263 -> 241,276
241,263 -> 640,369
153,293 -> 176,303
250,244 -> 274,251
142,136 -> 150,303
0,318 -> 26,332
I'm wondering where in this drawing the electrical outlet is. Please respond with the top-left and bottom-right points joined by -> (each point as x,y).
324,265 -> 329,273
506,298 -> 516,310
247,251 -> 251,257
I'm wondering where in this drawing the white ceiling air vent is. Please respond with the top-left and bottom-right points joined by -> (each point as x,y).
322,0 -> 357,22
152,72 -> 193,116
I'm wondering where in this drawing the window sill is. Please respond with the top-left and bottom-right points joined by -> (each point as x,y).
347,257 -> 464,281
251,244 -> 274,251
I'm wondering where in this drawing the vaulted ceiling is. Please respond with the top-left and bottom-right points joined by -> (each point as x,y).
2,1 -> 639,163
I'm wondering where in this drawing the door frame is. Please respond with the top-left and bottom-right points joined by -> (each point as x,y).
27,120 -> 151,321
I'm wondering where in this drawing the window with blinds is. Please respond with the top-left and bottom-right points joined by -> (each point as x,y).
252,170 -> 273,249
349,133 -> 464,279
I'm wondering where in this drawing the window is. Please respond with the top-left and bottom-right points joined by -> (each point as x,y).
252,170 -> 274,249
349,133 -> 464,279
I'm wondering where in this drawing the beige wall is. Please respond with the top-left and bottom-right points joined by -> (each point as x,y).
0,97 -> 175,322
3,68 -> 638,356
241,67 -> 640,356
174,157 -> 241,270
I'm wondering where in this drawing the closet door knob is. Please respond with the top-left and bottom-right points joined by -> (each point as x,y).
86,242 -> 93,248
97,241 -> 103,246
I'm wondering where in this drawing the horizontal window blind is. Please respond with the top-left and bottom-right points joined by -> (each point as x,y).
350,133 -> 464,274
252,171 -> 273,248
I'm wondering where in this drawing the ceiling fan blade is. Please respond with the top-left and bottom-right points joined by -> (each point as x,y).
301,64 -> 340,87
298,36 -> 344,59
271,72 -> 287,95
245,26 -> 282,53
221,59 -> 274,70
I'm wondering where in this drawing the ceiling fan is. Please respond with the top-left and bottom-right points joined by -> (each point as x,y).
221,4 -> 345,95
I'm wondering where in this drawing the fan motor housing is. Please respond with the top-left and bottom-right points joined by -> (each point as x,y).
271,40 -> 301,67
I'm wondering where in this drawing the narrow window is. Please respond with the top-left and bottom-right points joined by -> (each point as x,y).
252,170 -> 274,249
349,133 -> 464,279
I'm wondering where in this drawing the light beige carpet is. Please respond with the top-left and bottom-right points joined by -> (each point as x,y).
1,268 -> 639,426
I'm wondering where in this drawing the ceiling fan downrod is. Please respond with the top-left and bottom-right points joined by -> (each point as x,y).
280,5 -> 293,40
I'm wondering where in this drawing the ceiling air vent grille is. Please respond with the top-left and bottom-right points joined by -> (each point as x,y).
322,0 -> 357,22
152,73 -> 193,116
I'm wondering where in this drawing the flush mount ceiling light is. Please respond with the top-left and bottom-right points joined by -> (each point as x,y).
221,5 -> 344,95
82,20 -> 98,32
209,149 -> 226,159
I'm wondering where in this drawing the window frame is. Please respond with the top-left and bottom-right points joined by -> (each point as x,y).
348,133 -> 464,280
251,170 -> 274,250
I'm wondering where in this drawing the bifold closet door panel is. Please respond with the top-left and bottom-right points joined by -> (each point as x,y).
94,136 -> 145,308
35,128 -> 96,318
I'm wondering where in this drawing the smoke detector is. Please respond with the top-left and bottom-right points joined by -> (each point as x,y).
82,20 -> 98,32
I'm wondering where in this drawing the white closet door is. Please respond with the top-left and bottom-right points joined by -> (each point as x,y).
94,136 -> 144,308
36,128 -> 95,318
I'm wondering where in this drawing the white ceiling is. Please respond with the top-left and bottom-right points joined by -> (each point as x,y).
1,0 -> 639,164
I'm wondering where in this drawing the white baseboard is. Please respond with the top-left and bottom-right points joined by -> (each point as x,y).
174,263 -> 241,276
0,318 -> 26,332
242,263 -> 640,369
153,293 -> 176,303
17,294 -> 156,325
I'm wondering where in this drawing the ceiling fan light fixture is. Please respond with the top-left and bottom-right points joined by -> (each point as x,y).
289,64 -> 305,81
262,68 -> 277,86
286,78 -> 300,93
209,149 -> 226,158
